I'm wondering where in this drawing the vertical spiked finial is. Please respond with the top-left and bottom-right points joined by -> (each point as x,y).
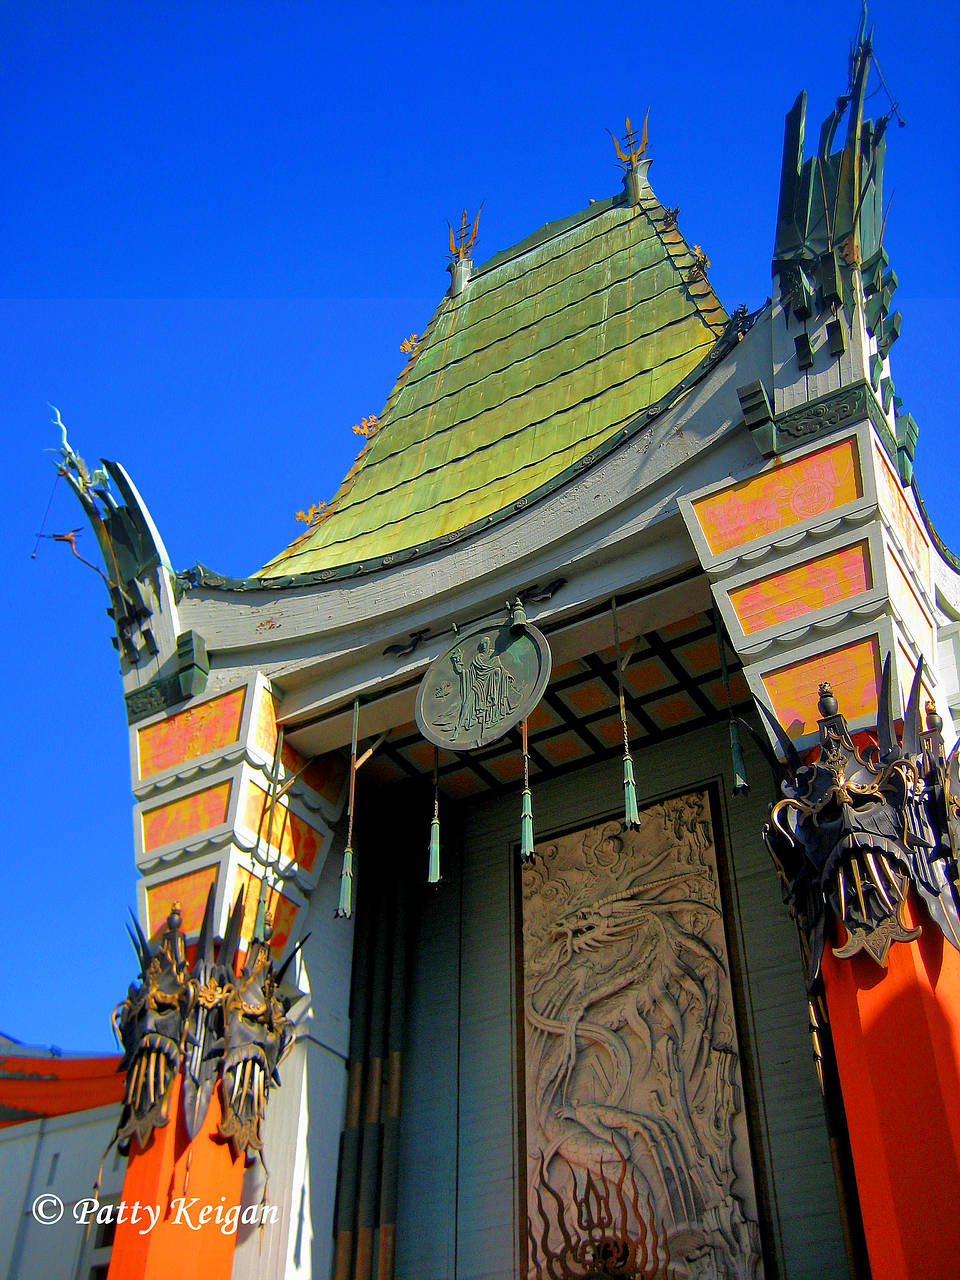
447,203 -> 484,295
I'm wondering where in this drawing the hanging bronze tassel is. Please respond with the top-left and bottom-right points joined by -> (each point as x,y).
336,698 -> 360,918
611,596 -> 641,830
728,719 -> 749,794
520,718 -> 535,862
428,746 -> 441,883
714,609 -> 749,795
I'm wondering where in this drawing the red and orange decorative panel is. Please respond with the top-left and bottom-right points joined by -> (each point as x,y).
141,781 -> 232,853
730,541 -> 872,635
691,437 -> 862,555
243,782 -> 323,874
145,864 -> 219,937
255,685 -> 347,808
762,635 -> 881,739
137,687 -> 246,779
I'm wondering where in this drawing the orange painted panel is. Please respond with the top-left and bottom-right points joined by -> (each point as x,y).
141,781 -> 232,852
254,686 -> 347,808
145,864 -> 218,937
137,687 -> 246,779
233,867 -> 299,955
243,782 -> 323,873
730,542 -> 872,635
822,897 -> 960,1280
874,440 -> 930,582
692,438 -> 862,554
762,636 -> 881,739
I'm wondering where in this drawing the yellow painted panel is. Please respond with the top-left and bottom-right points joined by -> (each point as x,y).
886,552 -> 934,659
693,438 -> 862,555
145,865 -> 218,938
243,782 -> 323,874
762,636 -> 881,739
233,867 -> 298,957
873,440 -> 930,583
137,687 -> 246,779
730,542 -> 872,634
141,781 -> 232,852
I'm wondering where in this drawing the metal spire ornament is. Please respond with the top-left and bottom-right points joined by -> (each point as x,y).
428,746 -> 441,884
336,698 -> 360,918
611,597 -> 641,830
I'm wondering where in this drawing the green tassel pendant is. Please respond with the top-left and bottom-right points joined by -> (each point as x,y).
428,815 -> 441,883
729,719 -> 750,794
623,753 -> 641,829
520,787 -> 535,862
336,845 -> 354,918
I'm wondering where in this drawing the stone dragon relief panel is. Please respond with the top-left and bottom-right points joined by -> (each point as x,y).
520,792 -> 763,1279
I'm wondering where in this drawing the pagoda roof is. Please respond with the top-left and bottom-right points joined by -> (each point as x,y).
258,173 -> 728,580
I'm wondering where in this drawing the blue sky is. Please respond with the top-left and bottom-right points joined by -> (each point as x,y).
3,0 -> 958,1049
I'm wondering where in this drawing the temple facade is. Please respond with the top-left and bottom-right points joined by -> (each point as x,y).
13,24 -> 960,1280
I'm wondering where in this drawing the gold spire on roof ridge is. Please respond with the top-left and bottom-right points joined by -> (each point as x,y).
608,109 -> 649,170
447,203 -> 484,263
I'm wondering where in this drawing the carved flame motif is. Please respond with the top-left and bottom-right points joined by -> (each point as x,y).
521,795 -> 763,1279
529,1151 -> 670,1279
758,656 -> 960,981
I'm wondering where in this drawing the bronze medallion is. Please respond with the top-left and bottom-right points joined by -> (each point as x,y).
415,618 -> 552,751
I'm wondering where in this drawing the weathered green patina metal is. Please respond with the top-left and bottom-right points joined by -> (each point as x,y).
258,169 -> 727,578
415,614 -> 552,752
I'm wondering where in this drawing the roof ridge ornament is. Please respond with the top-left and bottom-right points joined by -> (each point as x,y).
608,109 -> 650,204
447,203 -> 484,295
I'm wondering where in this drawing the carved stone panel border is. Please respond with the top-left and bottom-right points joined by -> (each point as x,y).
519,790 -> 763,1279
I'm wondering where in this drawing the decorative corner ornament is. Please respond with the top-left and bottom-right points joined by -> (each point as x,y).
755,656 -> 960,985
112,886 -> 295,1160
415,603 -> 552,752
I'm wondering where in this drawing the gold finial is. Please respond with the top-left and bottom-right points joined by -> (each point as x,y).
352,414 -> 378,439
608,109 -> 649,170
448,203 -> 484,263
688,244 -> 711,282
295,501 -> 327,525
399,333 -> 420,355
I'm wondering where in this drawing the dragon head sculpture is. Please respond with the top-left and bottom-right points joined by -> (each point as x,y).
756,655 -> 960,982
218,925 -> 295,1158
113,904 -> 194,1152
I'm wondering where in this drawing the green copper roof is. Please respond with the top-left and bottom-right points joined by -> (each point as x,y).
259,174 -> 727,579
